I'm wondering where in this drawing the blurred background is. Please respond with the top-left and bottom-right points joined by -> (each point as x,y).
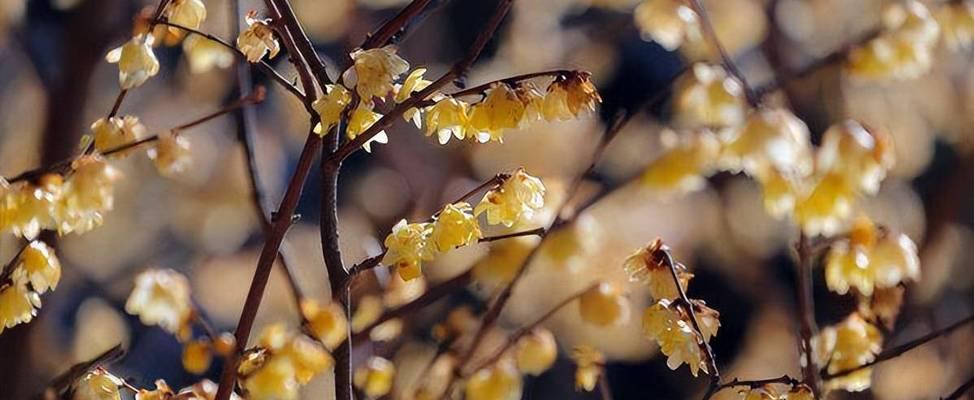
1,0 -> 973,398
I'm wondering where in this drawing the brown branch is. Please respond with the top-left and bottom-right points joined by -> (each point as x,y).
35,344 -> 125,399
686,0 -> 757,105
265,0 -> 333,87
794,233 -> 821,395
0,243 -> 28,288
823,314 -> 974,380
703,375 -> 801,400
478,227 -> 546,243
599,372 -> 614,400
361,0 -> 435,49
943,374 -> 974,400
444,69 -> 573,100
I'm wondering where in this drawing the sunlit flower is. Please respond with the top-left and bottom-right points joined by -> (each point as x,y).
382,219 -> 434,281
91,115 -> 147,156
816,121 -> 893,195
643,299 -> 708,376
691,300 -> 721,342
237,13 -> 280,63
633,0 -> 700,50
347,104 -> 388,153
0,282 -> 40,334
475,168 -> 546,227
571,345 -> 605,391
243,357 -> 300,400
640,129 -> 720,194
468,83 -> 527,143
106,35 -> 160,89
465,358 -> 523,400
242,324 -> 333,399
542,71 -> 601,121
1,177 -> 60,239
792,173 -> 856,237
165,0 -> 206,34
395,68 -> 432,103
147,131 -> 192,177
673,63 -> 746,129
135,380 -> 174,400
515,328 -> 558,375
343,45 -> 410,100
73,371 -> 121,400
59,156 -> 122,235
182,339 -> 212,374
300,298 -> 348,350
353,356 -> 396,398
816,313 -> 882,392
938,1 -> 974,50
846,1 -> 940,81
125,269 -> 193,337
430,202 -> 482,251
623,239 -> 692,301
720,108 -> 813,180
514,82 -> 546,125
183,35 -> 234,73
424,96 -> 471,144
579,282 -> 631,327
312,84 -> 353,135
15,240 -> 61,293
825,217 -> 920,296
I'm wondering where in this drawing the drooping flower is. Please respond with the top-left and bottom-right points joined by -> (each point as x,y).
465,358 -> 523,400
182,35 -> 234,73
382,219 -> 434,281
468,83 -> 527,143
846,1 -> 940,81
353,356 -> 396,399
642,299 -> 708,376
578,282 -> 631,327
106,35 -> 160,89
396,68 -> 432,127
165,0 -> 206,35
135,380 -> 175,400
475,168 -> 546,227
300,298 -> 348,350
73,371 -> 122,400
430,202 -> 482,252
633,0 -> 701,50
182,339 -> 212,375
0,282 -> 40,334
1,177 -> 61,239
623,239 -> 692,301
938,1 -> 974,50
147,131 -> 192,177
673,63 -> 747,129
640,129 -> 721,194
542,71 -> 601,121
515,328 -> 558,375
125,269 -> 193,337
816,313 -> 883,392
236,13 -> 280,63
15,240 -> 61,293
816,121 -> 894,196
312,84 -> 353,135
571,345 -> 605,392
90,115 -> 147,156
58,156 -> 122,235
424,96 -> 471,144
343,46 -> 410,101
347,104 -> 388,153
241,324 -> 333,400
720,108 -> 813,180
825,217 -> 920,296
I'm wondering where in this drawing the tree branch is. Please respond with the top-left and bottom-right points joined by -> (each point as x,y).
794,233 -> 821,395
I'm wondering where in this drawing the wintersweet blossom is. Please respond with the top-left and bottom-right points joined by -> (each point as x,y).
15,240 -> 61,293
242,324 -> 333,400
382,219 -> 434,281
720,108 -> 813,180
106,35 -> 160,89
59,156 -> 122,235
474,168 -> 546,227
236,14 -> 280,63
633,0 -> 700,50
343,46 -> 410,101
816,313 -> 883,392
623,239 -> 692,301
473,236 -> 535,286
300,298 -> 348,350
353,356 -> 396,398
846,1 -> 940,80
147,131 -> 192,177
312,84 -> 353,135
182,35 -> 234,73
424,96 -> 471,144
825,217 -> 920,296
515,328 -> 558,375
135,380 -> 175,400
165,0 -> 206,34
91,115 -> 147,156
673,63 -> 747,129
0,282 -> 40,334
640,129 -> 720,193
430,202 -> 482,252
73,371 -> 122,400
347,104 -> 388,153
125,269 -> 193,337
571,345 -> 605,391
578,282 -> 631,327
468,83 -> 527,143
465,358 -> 523,400
938,1 -> 974,50
642,299 -> 708,376
542,71 -> 601,121
182,339 -> 212,374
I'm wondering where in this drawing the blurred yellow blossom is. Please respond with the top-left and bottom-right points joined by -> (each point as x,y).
73,371 -> 121,400
300,298 -> 348,350
673,63 -> 746,129
430,202 -> 482,252
578,281 -> 631,327
475,168 -> 546,227
182,35 -> 234,73
473,236 -> 535,286
147,131 -> 192,177
343,45 -> 409,100
135,380 -> 174,400
91,115 -> 146,156
353,356 -> 396,398
312,84 -> 352,135
105,35 -> 160,89
846,1 -> 940,81
182,339 -> 212,374
938,1 -> 974,50
465,358 -> 523,400
15,240 -> 61,293
125,269 -> 193,337
640,129 -> 720,193
633,0 -> 700,50
515,328 -> 558,375
59,156 -> 121,235
816,313 -> 882,392
236,13 -> 280,63
720,108 -> 813,180
571,345 -> 604,391
826,217 -> 919,296
351,295 -> 384,333
165,0 -> 206,35
622,239 -> 692,301
242,324 -> 333,399
382,219 -> 434,281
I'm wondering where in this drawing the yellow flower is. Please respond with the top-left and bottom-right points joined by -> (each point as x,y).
691,300 -> 721,342
475,168 -> 546,227
571,345 -> 604,391
720,108 -> 813,180
816,313 -> 882,392
182,339 -> 212,375
430,202 -> 482,252
1,178 -> 60,239
148,131 -> 192,177
640,129 -> 720,193
0,282 -> 40,334
673,63 -> 746,129
938,1 -> 974,50
347,104 -> 388,153
351,295 -> 384,333
237,14 -> 280,63
91,115 -> 147,156
540,212 -> 601,271
244,324 -> 333,395
59,156 -> 122,235
792,172 -> 856,237
165,0 -> 206,34
623,239 -> 692,301
542,71 -> 601,121
242,357 -> 300,400
395,68 -> 432,103
473,236 -> 535,287
125,269 -> 193,336
468,83 -> 527,143
300,298 -> 348,350
634,0 -> 700,50
817,121 -> 893,196
312,84 -> 353,135
424,96 -> 471,144
73,371 -> 121,400
135,380 -> 174,400
182,35 -> 234,73
514,82 -> 547,125
384,273 -> 426,307
353,356 -> 396,398
105,35 -> 160,89
515,328 -> 558,375
279,334 -> 333,384
825,217 -> 920,296
642,299 -> 708,376
343,45 -> 410,100
213,332 -> 237,357
382,219 -> 434,281
465,358 -> 523,400
846,1 -> 939,81
578,282 -> 631,327
15,240 -> 61,293
756,165 -> 806,218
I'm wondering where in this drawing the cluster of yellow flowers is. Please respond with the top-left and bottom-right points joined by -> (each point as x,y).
93,115 -> 192,173
633,0 -> 701,51
825,216 -> 920,297
0,241 -> 60,334
353,356 -> 396,398
125,269 -> 195,339
71,369 -> 239,400
814,313 -> 883,393
383,168 -> 545,280
737,384 -> 814,400
846,1 -> 941,81
239,324 -> 334,400
627,239 -> 720,377
465,357 -> 523,400
937,0 -> 974,50
0,156 -> 121,238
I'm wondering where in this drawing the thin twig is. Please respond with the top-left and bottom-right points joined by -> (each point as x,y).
703,375 -> 801,400
943,373 -> 974,400
794,233 -> 821,395
362,0 -> 435,49
35,345 -> 125,399
686,0 -> 757,105
444,70 -> 573,99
